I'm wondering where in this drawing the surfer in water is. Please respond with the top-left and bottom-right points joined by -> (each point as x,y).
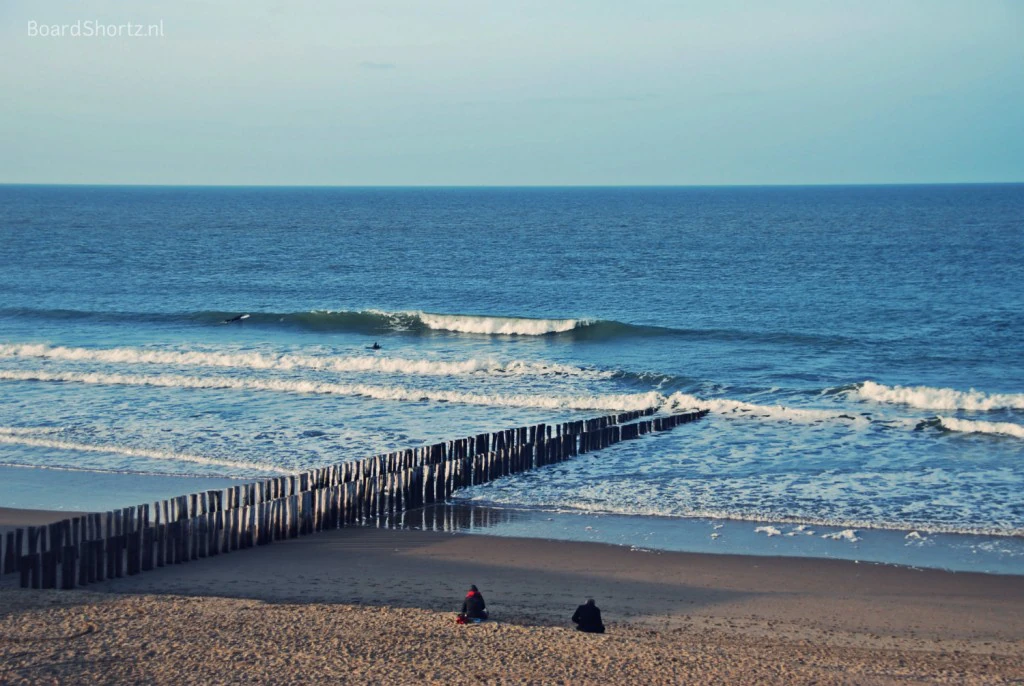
369,341 -> 381,350
224,313 -> 250,324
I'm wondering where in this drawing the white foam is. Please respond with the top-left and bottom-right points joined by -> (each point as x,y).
0,343 -> 605,379
0,369 -> 663,412
754,525 -> 782,537
0,460 -> 252,479
822,529 -> 861,543
416,312 -> 589,336
0,426 -> 59,436
905,531 -> 925,540
855,380 -> 1024,411
664,392 -> 860,424
467,498 -> 1024,538
937,416 -> 1024,439
0,430 -> 291,474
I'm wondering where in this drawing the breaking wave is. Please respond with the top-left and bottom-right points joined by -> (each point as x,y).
1,307 -> 853,345
0,307 -> 604,337
0,369 -> 878,423
0,427 -> 292,474
853,380 -> 1024,411
0,343 -> 609,379
936,416 -> 1024,439
416,312 -> 588,335
664,391 -> 865,424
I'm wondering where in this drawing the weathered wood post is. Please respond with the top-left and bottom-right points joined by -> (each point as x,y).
25,553 -> 41,588
3,532 -> 15,575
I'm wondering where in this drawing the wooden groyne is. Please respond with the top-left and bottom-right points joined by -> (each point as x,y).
2,408 -> 708,589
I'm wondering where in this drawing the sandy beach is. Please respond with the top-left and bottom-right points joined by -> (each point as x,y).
2,507 -> 1023,684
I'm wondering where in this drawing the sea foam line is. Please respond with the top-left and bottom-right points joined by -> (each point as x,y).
0,369 -> 664,412
0,461 -> 254,480
458,499 -> 1024,538
0,368 -> 869,421
664,391 -> 864,424
937,416 -> 1024,439
0,426 -> 60,436
855,380 -> 1024,411
0,430 -> 292,474
0,343 -> 607,378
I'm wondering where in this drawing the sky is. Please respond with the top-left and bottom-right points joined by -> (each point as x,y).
1,0 -> 1022,186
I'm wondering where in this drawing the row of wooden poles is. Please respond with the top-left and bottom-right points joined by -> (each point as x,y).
3,408 -> 708,590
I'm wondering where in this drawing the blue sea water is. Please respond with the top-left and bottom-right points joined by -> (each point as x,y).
1,185 -> 1022,570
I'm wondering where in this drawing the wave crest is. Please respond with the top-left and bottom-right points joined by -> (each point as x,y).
854,380 -> 1024,411
664,391 -> 863,424
936,416 -> 1024,439
416,312 -> 590,336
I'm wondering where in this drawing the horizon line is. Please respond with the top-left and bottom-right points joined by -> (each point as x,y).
2,181 -> 1022,190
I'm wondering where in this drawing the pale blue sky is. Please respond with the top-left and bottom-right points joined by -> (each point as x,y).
1,0 -> 1021,185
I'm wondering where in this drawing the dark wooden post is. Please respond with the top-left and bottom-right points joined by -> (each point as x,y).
60,545 -> 76,589
27,553 -> 41,588
3,532 -> 15,575
78,537 -> 91,586
141,526 -> 154,571
91,540 -> 102,582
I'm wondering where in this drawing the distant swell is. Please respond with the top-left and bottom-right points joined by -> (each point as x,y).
0,428 -> 292,474
854,380 -> 1024,411
1,307 -> 851,345
0,369 -> 664,412
0,343 -> 609,379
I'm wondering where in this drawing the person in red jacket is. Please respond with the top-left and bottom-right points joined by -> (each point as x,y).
460,584 -> 488,621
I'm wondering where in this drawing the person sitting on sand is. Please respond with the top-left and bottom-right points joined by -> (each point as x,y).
571,598 -> 605,633
460,585 -> 488,621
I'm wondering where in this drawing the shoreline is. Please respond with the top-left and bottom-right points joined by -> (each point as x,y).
5,498 -> 1024,576
2,525 -> 1022,683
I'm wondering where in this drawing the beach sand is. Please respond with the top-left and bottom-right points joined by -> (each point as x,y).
2,516 -> 1023,683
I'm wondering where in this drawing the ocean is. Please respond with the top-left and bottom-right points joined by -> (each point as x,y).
2,184 -> 1022,572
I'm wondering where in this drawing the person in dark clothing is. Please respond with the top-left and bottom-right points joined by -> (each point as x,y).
460,584 -> 488,620
571,598 -> 605,633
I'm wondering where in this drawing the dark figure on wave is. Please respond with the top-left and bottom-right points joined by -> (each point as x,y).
458,584 -> 488,623
571,598 -> 605,633
368,341 -> 381,350
223,313 -> 250,324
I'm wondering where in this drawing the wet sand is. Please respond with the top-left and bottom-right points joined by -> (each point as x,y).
2,524 -> 1023,683
0,506 -> 84,534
